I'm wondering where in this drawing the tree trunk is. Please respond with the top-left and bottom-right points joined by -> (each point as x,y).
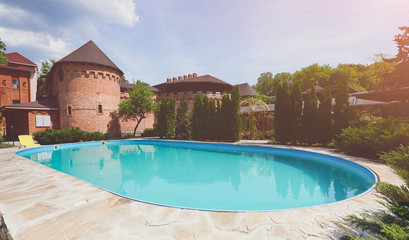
133,117 -> 144,137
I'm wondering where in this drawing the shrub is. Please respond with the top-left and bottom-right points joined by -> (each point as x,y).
345,146 -> 409,239
33,127 -> 108,145
141,128 -> 156,137
335,118 -> 409,159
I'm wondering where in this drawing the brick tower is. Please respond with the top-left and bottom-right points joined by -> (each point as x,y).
44,40 -> 123,132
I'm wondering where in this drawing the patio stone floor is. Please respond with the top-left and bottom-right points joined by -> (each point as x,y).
0,141 -> 404,240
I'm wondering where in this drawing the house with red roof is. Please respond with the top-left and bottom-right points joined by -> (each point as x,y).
0,52 -> 38,106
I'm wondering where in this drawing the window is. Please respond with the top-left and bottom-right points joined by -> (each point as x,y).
36,115 -> 51,127
67,106 -> 72,116
98,104 -> 103,113
12,79 -> 19,89
12,100 -> 20,104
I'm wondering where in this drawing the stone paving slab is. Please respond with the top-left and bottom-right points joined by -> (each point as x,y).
0,143 -> 404,240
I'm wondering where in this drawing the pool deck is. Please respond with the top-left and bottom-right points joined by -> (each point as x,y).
0,140 -> 404,240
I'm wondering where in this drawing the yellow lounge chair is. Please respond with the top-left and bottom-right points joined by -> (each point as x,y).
18,135 -> 40,147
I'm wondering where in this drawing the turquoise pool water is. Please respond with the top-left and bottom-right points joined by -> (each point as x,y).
17,140 -> 376,211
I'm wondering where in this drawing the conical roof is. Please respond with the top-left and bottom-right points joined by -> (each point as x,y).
58,40 -> 123,75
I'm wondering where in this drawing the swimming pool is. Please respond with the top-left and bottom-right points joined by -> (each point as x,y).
17,140 -> 376,211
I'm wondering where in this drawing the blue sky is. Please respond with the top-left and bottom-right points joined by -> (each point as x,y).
1,0 -> 408,86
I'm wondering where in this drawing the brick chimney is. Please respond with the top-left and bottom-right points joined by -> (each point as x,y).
188,74 -> 192,79
193,73 -> 197,78
173,77 -> 177,82
178,76 -> 182,81
166,78 -> 171,83
183,75 -> 187,80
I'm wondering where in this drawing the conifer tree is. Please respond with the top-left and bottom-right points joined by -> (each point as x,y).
215,99 -> 222,140
333,79 -> 351,135
274,82 -> 291,144
191,95 -> 203,140
165,98 -> 176,138
202,96 -> 210,139
156,97 -> 176,138
231,86 -> 242,141
302,84 -> 319,145
208,99 -> 217,140
156,97 -> 168,138
176,94 -> 189,139
318,87 -> 333,145
220,94 -> 232,140
289,83 -> 303,144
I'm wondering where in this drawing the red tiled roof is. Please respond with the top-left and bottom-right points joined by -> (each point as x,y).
153,74 -> 233,93
4,52 -> 37,67
57,40 -> 123,75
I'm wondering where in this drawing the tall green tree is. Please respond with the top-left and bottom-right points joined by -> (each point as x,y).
255,72 -> 274,96
395,24 -> 409,62
208,99 -> 217,140
231,86 -> 242,141
215,99 -> 222,140
332,69 -> 351,135
156,98 -> 167,138
0,38 -> 7,65
165,98 -> 176,138
293,63 -> 333,90
318,87 -> 333,145
274,82 -> 291,144
156,97 -> 176,138
288,82 -> 303,144
38,59 -> 56,77
201,96 -> 210,139
302,84 -> 319,145
111,80 -> 155,137
335,64 -> 364,91
191,95 -> 203,140
175,94 -> 190,139
220,94 -> 232,140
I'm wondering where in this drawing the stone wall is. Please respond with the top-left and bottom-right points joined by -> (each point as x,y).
0,213 -> 12,240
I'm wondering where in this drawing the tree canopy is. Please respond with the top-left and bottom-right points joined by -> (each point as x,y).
0,38 -> 7,65
395,25 -> 409,62
293,64 -> 333,90
254,72 -> 292,97
121,76 -> 129,84
39,59 -> 56,77
111,80 -> 155,137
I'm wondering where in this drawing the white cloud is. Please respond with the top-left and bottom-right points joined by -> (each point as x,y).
77,0 -> 139,27
0,27 -> 73,59
0,3 -> 46,29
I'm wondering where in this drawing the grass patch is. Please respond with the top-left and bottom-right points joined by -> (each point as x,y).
0,143 -> 13,148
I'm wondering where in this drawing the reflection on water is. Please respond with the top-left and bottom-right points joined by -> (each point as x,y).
27,144 -> 373,211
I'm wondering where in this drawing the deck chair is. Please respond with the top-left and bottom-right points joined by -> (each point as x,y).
18,135 -> 40,147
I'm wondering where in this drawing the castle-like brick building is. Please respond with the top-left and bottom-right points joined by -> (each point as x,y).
2,40 -> 253,137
